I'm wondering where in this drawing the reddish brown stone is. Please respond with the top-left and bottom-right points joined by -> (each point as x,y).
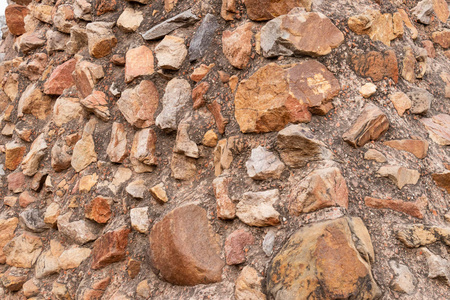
127,259 -> 141,279
95,0 -> 117,16
225,229 -> 255,265
91,227 -> 130,269
365,196 -> 427,219
19,191 -> 36,208
149,204 -> 224,285
190,63 -> 214,82
222,22 -> 253,69
7,172 -> 25,194
111,55 -> 125,66
85,196 -> 112,224
384,139 -> 429,159
244,0 -> 312,21
5,4 -> 29,36
5,144 -> 26,171
212,177 -> 236,219
422,40 -> 436,58
432,30 -> 450,49
351,50 -> 399,83
207,101 -> 227,135
343,103 -> 389,147
192,82 -> 210,109
432,171 -> 450,193
44,59 -> 77,95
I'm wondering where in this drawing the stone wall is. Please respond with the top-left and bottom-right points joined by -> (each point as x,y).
0,0 -> 450,299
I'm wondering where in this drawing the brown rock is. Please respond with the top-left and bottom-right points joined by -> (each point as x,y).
203,130 -> 218,147
2,269 -> 28,292
92,227 -> 130,269
225,229 -> 255,265
85,196 -> 112,224
19,191 -> 36,208
364,149 -> 387,163
53,4 -> 75,33
127,259 -> 141,279
130,128 -> 157,173
73,60 -> 105,99
398,9 -> 418,39
192,81 -> 209,109
432,171 -> 450,193
4,233 -> 42,268
107,122 -> 128,163
86,22 -> 117,58
432,30 -> 450,48
71,133 -> 97,172
378,165 -> 420,189
423,40 -> 436,58
5,4 -> 29,36
149,204 -> 224,285
95,0 -> 116,16
390,92 -> 412,117
384,139 -> 429,159
7,172 -> 25,193
289,167 -> 349,215
125,46 -> 154,83
213,177 -> 236,219
235,61 -> 339,133
18,83 -> 52,120
222,22 -> 253,69
365,196 -> 427,219
244,0 -> 312,21
402,47 -> 416,83
51,141 -> 72,172
80,91 -> 110,122
53,97 -> 84,127
221,0 -> 236,20
150,183 -> 169,203
235,266 -> 266,300
0,218 -> 19,264
267,217 -> 380,299
190,63 -> 214,82
117,80 -> 159,128
351,50 -> 399,83
433,0 -> 449,23
343,103 -> 389,147
5,142 -> 26,171
44,59 -> 77,95
170,153 -> 197,180
207,101 -> 227,134
421,114 -> 450,145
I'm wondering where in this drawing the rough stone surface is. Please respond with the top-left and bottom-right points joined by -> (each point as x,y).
44,59 -> 76,95
421,114 -> 450,145
85,196 -> 112,224
225,229 -> 255,265
384,139 -> 429,159
4,233 -> 42,268
390,92 -> 412,117
351,50 -> 399,83
378,165 -> 420,189
407,88 -> 433,115
365,196 -> 427,219
213,176 -> 236,219
130,207 -> 150,233
155,35 -> 187,70
390,261 -> 417,295
246,146 -> 285,180
142,9 -> 199,40
222,22 -> 253,69
149,204 -> 224,285
86,22 -> 117,58
189,14 -> 219,61
91,227 -> 130,270
236,189 -> 280,227
5,5 -> 29,36
117,8 -> 143,32
125,46 -> 154,83
244,0 -> 312,21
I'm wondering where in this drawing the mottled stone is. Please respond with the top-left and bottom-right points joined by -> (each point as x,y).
261,8 -> 344,57
225,229 -> 254,265
390,92 -> 411,117
0,218 -> 19,264
71,133 -> 97,172
213,177 -> 236,219
364,149 -> 387,163
95,0 -> 117,16
44,59 -> 76,95
171,153 -> 197,180
125,46 -> 154,83
53,4 -> 75,33
412,0 -> 434,24
173,119 -> 199,158
236,189 -> 280,227
118,80 -> 159,128
422,248 -> 450,286
130,207 -> 150,233
244,0 -> 312,21
421,114 -> 450,145
396,224 -> 450,248
343,103 -> 389,147
190,63 -> 214,82
289,167 -> 349,215
432,171 -> 450,193
19,191 -> 36,208
51,140 -> 72,172
150,183 -> 168,203
7,172 -> 25,193
4,233 -> 42,268
20,209 -> 49,233
91,227 -> 130,269
246,146 -> 284,180
18,83 -> 52,120
365,196 -> 427,219
18,32 -> 46,53
223,22 -> 253,69
142,9 -> 199,40
192,81 -> 209,109
57,213 -> 98,244
149,204 -> 224,285
5,4 -> 29,36
21,133 -> 47,176
81,91 -> 110,122
235,266 -> 266,300
267,217 -> 380,299
130,128 -> 157,173
46,30 -> 69,53
351,50 -> 399,83
107,123 -> 127,163
73,60 -> 105,99
432,30 -> 450,48
155,35 -> 187,70
58,247 -> 91,269
378,165 -> 420,189
86,22 -> 117,58
85,196 -> 112,224
5,142 -> 26,171
407,88 -> 432,114
126,179 -> 146,199
189,14 -> 219,61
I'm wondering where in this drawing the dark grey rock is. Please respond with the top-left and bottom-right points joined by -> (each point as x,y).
19,209 -> 49,233
141,9 -> 199,41
188,14 -> 218,62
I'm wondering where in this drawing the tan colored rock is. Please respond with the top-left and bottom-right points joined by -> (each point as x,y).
107,122 -> 128,163
267,217 -> 380,299
1,269 -> 28,292
213,177 -> 236,219
289,167 -> 349,215
155,35 -> 187,70
86,22 -> 117,58
171,153 -> 197,180
53,4 -> 75,33
33,4 -> 53,24
58,247 -> 91,269
236,189 -> 280,227
348,10 -> 403,46
390,261 -> 417,295
18,83 -> 52,120
57,213 -> 98,245
80,91 -> 110,122
261,8 -> 344,57
130,128 -> 157,173
117,80 -> 159,128
351,50 -> 399,83
5,142 -> 26,171
79,173 -> 98,193
222,22 -> 253,69
125,46 -> 154,83
21,133 -> 47,176
190,63 -> 214,82
390,92 -> 412,117
432,171 -> 450,193
173,119 -> 199,158
433,0 -> 449,23
117,8 -> 143,32
221,0 -> 236,20
23,279 -> 40,298
51,140 -> 72,172
432,30 -> 450,48
19,191 -> 36,208
3,73 -> 19,102
73,60 -> 105,99
214,138 -> 234,176
395,224 -> 450,248
343,103 -> 389,147
235,61 -> 339,133
53,97 -> 84,126
149,204 -> 224,285
4,233 -> 42,268
202,129 -> 218,147
364,149 -> 387,163
0,218 -> 19,264
398,9 -> 418,39
126,179 -> 146,199
402,47 -> 416,83
150,183 -> 168,203
192,81 -> 209,109
165,0 -> 178,12
365,196 -> 427,219
44,202 -> 60,225
359,83 -> 377,98
384,139 -> 428,159
52,282 -> 70,300
421,114 -> 450,145
71,133 -> 97,173
378,165 -> 420,189
244,0 -> 312,21
235,266 -> 266,300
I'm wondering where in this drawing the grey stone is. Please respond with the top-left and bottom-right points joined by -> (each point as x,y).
422,248 -> 450,286
407,88 -> 432,114
246,146 -> 284,180
46,30 -> 69,53
126,180 -> 146,199
189,14 -> 219,61
155,78 -> 191,131
57,213 -> 98,245
142,9 -> 199,40
262,230 -> 276,256
389,260 -> 417,294
19,209 -> 49,233
412,0 -> 434,24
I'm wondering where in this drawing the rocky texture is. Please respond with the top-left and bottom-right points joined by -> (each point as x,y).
244,0 -> 312,21
390,261 -> 417,294
246,146 -> 284,180
142,9 -> 199,40
222,22 -> 253,69
85,196 -> 112,224
212,176 -> 236,219
130,128 -> 157,173
5,5 -> 29,36
396,224 -> 450,248
236,189 -> 280,226
107,122 -> 128,163
289,167 -> 348,215
117,8 -> 143,33
149,205 -> 224,285
267,217 -> 380,299
421,114 -> 450,145
261,8 -> 344,58
4,233 -> 42,268
378,165 -> 420,189
125,46 -> 154,83
343,103 -> 389,147
91,227 -> 130,269
390,92 -> 412,117
384,139 -> 429,159
155,35 -> 187,70
189,14 -> 218,61
86,22 -> 117,58
365,196 -> 427,219
351,50 -> 399,83
44,59 -> 76,95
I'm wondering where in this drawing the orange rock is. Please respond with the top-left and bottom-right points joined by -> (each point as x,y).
5,143 -> 26,171
19,191 -> 36,208
384,139 -> 429,159
95,0 -> 116,16
190,63 -> 215,82
5,4 -> 29,36
365,196 -> 427,219
125,46 -> 154,83
0,218 -> 19,264
351,50 -> 399,83
212,177 -> 236,219
85,196 -> 112,224
398,9 -> 418,39
432,30 -> 450,49
433,0 -> 449,23
44,59 -> 77,95
244,0 -> 312,21
192,81 -> 209,109
390,91 -> 412,117
432,171 -> 450,193
207,101 -> 227,134
91,227 -> 130,269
